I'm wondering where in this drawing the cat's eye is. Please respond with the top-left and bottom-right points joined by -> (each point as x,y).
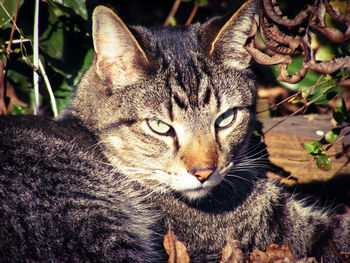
147,119 -> 171,135
215,109 -> 236,129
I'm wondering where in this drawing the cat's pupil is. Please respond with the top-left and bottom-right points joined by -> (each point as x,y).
215,108 -> 236,129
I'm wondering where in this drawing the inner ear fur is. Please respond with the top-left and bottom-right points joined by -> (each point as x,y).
92,6 -> 151,88
200,0 -> 260,69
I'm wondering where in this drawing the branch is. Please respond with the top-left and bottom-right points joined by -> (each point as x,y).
185,3 -> 198,25
262,0 -> 309,26
245,0 -> 350,84
305,57 -> 350,74
310,0 -> 350,42
33,0 -> 40,115
163,0 -> 181,26
324,0 -> 350,25
260,16 -> 302,55
277,63 -> 309,83
244,18 -> 293,65
6,0 -> 20,59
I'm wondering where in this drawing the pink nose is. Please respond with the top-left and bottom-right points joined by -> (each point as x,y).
193,168 -> 215,183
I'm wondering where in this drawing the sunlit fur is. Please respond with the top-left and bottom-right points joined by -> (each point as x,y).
68,7 -> 257,200
61,2 -> 350,262
2,1 -> 350,262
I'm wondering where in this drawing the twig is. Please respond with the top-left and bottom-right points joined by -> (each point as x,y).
163,0 -> 181,26
285,129 -> 350,179
257,93 -> 298,114
263,0 -> 309,26
281,159 -> 314,182
246,0 -> 350,84
38,60 -> 58,117
263,92 -> 326,134
0,60 -> 6,115
6,38 -> 57,116
185,3 -> 198,25
33,0 -> 40,115
324,0 -> 350,25
260,15 -> 302,56
325,130 -> 350,152
0,2 -> 22,34
258,74 -> 326,114
5,39 -> 31,44
6,0 -> 20,59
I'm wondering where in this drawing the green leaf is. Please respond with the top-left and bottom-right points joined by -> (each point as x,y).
303,141 -> 324,155
73,48 -> 93,86
51,0 -> 88,20
169,17 -> 177,26
315,44 -> 334,61
301,91 -> 309,99
7,68 -> 31,87
55,90 -> 73,114
194,0 -> 209,5
0,0 -> 24,28
335,69 -> 350,78
325,128 -> 341,143
11,104 -> 30,115
309,85 -> 341,105
39,11 -> 64,60
333,98 -> 348,124
316,154 -> 332,171
252,130 -> 263,137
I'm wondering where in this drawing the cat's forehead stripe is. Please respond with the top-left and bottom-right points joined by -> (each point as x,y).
214,88 -> 222,109
202,87 -> 211,105
173,93 -> 187,110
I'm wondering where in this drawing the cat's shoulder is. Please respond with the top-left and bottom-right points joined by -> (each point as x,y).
0,115 -> 97,150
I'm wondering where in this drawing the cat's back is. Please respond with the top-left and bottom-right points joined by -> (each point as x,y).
0,116 -> 160,262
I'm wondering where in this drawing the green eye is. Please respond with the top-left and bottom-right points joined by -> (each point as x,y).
147,119 -> 171,134
215,109 -> 236,129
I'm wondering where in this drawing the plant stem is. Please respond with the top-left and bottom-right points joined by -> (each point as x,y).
163,0 -> 181,26
263,92 -> 325,134
6,0 -> 20,59
38,59 -> 58,117
0,60 -> 6,115
185,4 -> 198,25
33,0 -> 40,115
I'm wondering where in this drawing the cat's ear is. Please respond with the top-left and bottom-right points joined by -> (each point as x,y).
201,0 -> 260,69
92,6 -> 150,87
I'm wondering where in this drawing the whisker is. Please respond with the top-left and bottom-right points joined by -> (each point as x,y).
226,173 -> 255,184
222,178 -> 238,192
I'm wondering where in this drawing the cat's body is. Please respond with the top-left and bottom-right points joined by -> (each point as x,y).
0,115 -> 160,262
1,0 -> 349,262
150,179 -> 349,262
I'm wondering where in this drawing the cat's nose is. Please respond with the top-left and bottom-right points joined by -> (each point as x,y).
192,168 -> 215,183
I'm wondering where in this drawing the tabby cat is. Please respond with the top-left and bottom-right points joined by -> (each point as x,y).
1,0 -> 349,262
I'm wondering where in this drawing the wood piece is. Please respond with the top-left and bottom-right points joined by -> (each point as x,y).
259,114 -> 350,185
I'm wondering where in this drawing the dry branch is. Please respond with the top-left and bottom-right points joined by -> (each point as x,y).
246,0 -> 350,84
262,0 -> 309,26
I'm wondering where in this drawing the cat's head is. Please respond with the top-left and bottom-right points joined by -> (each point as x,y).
69,0 -> 260,200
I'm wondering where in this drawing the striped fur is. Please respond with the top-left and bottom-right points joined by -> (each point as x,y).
1,0 -> 349,262
63,2 -> 349,261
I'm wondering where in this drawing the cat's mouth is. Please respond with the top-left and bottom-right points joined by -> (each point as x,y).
175,169 -> 225,200
181,186 -> 213,200
121,166 -> 227,200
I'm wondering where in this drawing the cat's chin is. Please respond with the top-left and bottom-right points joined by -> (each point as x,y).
180,187 -> 211,201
